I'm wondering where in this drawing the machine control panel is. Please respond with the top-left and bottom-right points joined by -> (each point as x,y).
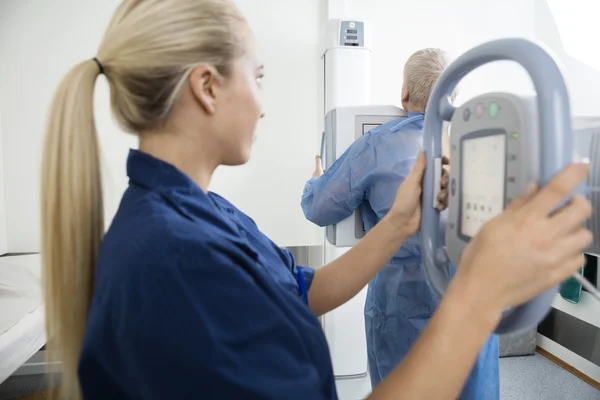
446,93 -> 539,264
339,21 -> 365,47
459,129 -> 506,239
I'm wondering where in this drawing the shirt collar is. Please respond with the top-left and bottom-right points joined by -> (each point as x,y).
127,149 -> 247,237
407,111 -> 425,117
127,149 -> 204,196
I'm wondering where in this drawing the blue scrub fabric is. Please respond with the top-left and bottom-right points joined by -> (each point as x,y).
301,112 -> 500,399
78,149 -> 337,399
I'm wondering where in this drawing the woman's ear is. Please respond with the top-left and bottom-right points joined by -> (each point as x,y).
189,65 -> 222,115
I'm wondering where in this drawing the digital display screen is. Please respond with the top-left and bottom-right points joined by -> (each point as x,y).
461,133 -> 506,238
346,35 -> 358,40
347,29 -> 358,34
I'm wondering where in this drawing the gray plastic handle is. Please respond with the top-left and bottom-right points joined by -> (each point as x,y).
421,38 -> 572,334
320,130 -> 327,170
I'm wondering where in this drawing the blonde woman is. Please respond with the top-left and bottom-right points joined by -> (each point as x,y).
41,1 -> 592,399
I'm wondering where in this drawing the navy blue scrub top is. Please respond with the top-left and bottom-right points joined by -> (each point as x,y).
78,150 -> 337,399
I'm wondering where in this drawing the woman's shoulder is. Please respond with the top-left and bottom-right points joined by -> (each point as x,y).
94,190 -> 262,319
208,192 -> 258,227
100,187 -> 254,274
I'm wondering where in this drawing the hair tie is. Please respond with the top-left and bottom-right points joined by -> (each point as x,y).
93,57 -> 104,75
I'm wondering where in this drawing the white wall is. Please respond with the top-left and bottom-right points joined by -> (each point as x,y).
210,0 -> 326,247
0,0 -> 325,251
348,0 -> 600,117
341,0 -> 537,107
0,112 -> 7,255
534,0 -> 600,117
0,0 -> 125,253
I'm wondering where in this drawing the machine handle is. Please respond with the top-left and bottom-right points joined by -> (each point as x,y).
420,37 -> 572,334
320,130 -> 327,170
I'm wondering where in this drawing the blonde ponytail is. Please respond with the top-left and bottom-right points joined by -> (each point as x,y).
41,60 -> 104,399
41,1 -> 246,398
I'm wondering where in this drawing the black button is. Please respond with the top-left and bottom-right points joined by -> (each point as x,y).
463,108 -> 471,121
451,179 -> 456,196
449,223 -> 455,230
509,154 -> 517,161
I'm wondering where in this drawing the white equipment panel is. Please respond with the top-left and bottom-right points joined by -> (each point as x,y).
322,105 -> 407,247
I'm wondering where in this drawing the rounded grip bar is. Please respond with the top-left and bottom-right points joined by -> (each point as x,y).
320,130 -> 327,170
420,38 -> 572,334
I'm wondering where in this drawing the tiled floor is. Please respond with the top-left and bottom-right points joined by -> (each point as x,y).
336,353 -> 600,400
499,353 -> 599,400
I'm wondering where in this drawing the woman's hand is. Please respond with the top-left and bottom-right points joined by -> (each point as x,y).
436,162 -> 450,212
453,163 -> 593,320
369,163 -> 592,400
387,152 -> 450,235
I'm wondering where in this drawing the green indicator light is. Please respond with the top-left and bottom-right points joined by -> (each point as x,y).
512,132 -> 519,139
489,102 -> 499,117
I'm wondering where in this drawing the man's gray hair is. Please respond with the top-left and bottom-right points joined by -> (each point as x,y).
403,48 -> 454,109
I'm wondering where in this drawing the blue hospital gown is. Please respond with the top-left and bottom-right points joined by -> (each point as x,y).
301,112 -> 499,399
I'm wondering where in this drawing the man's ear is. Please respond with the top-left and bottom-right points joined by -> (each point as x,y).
401,85 -> 410,105
189,65 -> 222,115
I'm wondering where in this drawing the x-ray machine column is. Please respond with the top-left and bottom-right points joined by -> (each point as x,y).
321,19 -> 371,379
